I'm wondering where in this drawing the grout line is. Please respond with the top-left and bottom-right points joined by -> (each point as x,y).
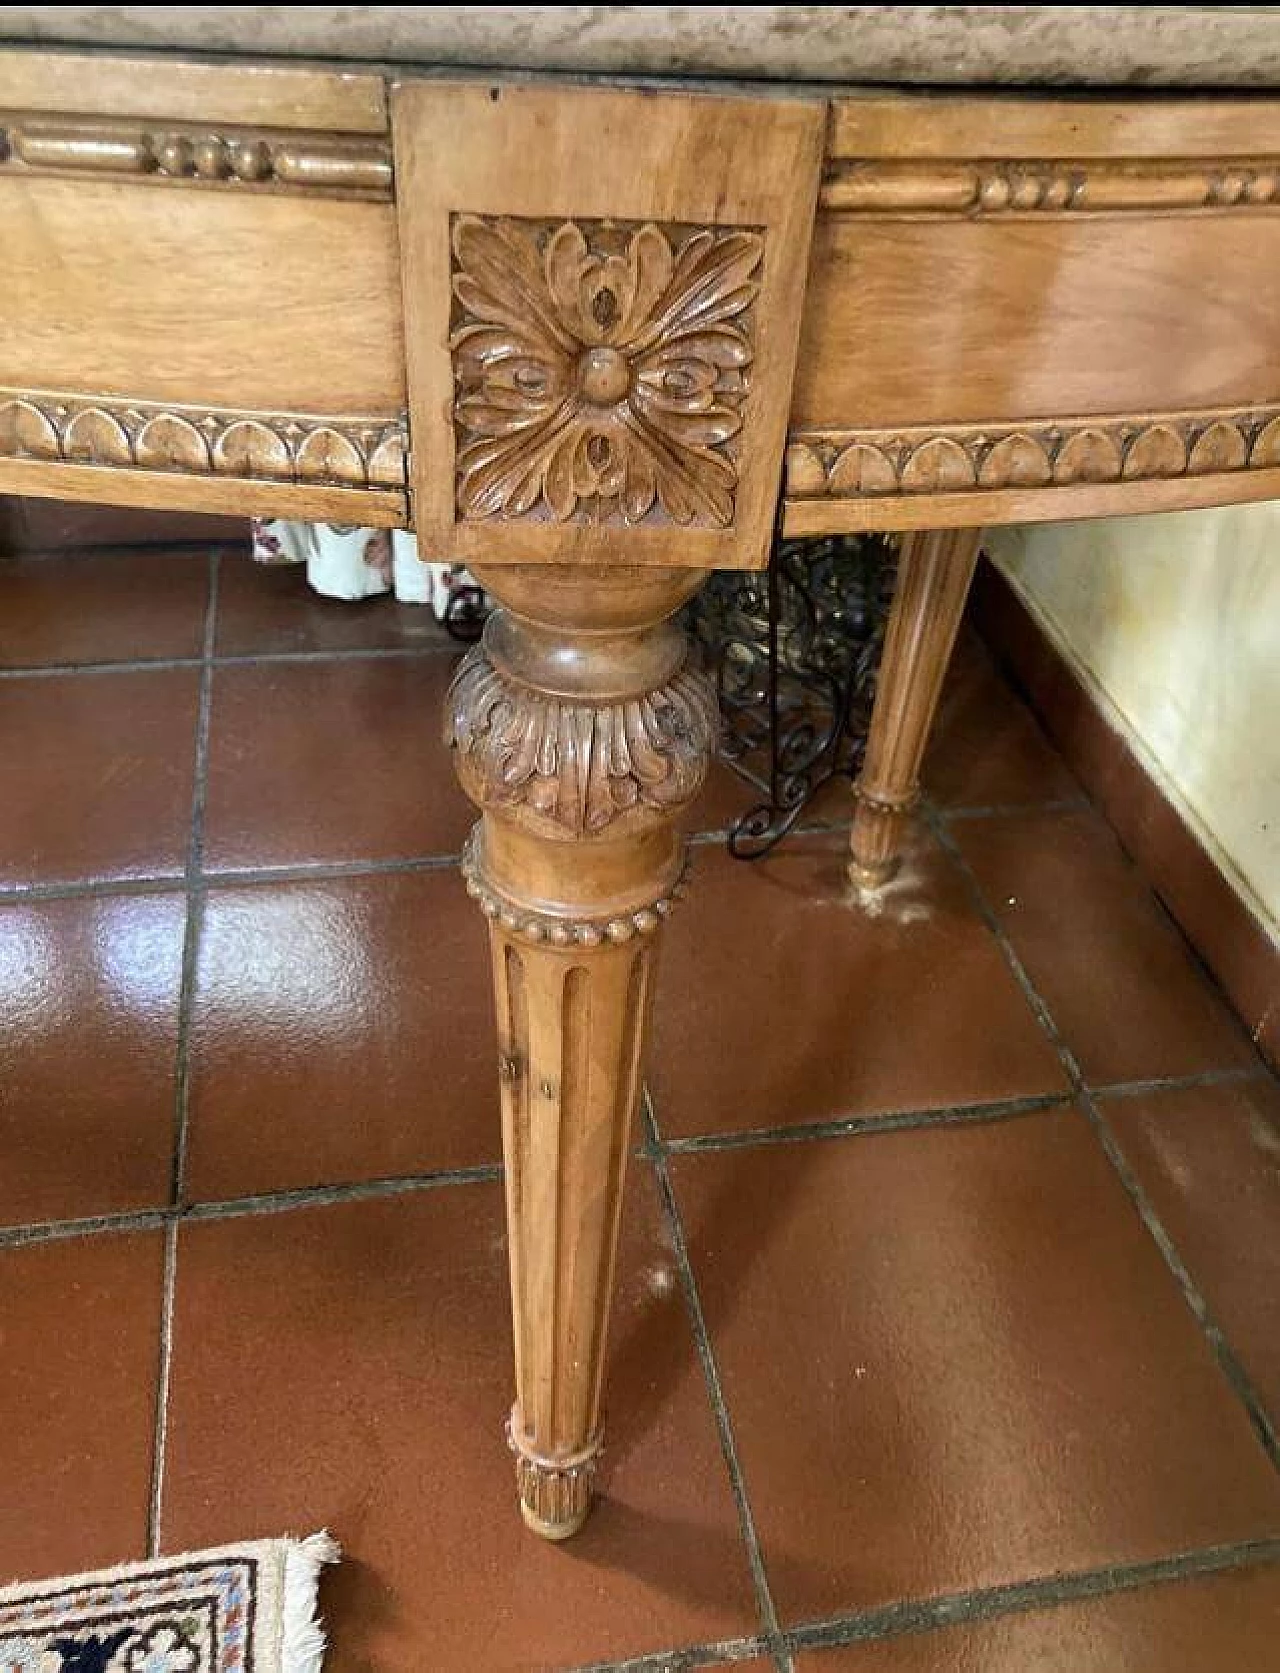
1093,1064 -> 1269,1101
661,1092 -> 1074,1155
0,644 -> 461,681
1079,1088 -> 1280,1466
0,874 -> 188,905
182,1164 -> 502,1223
0,1208 -> 172,1249
0,1166 -> 504,1250
146,547 -> 220,1559
197,852 -> 464,890
924,798 -> 1280,1474
645,1095 -> 795,1673
146,1219 -> 179,1558
567,1637 -> 774,1672
785,1535 -> 1280,1652
661,1066 -> 1272,1158
0,851 -> 464,907
169,549 -> 221,1204
5,1067 -> 1266,1252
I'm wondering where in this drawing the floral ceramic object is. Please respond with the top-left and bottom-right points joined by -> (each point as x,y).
250,520 -> 487,619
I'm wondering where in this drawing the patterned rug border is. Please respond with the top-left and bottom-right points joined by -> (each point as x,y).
0,1531 -> 339,1673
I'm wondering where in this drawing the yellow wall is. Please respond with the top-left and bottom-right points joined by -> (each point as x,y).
987,506 -> 1280,944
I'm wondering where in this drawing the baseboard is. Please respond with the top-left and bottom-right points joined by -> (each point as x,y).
969,555 -> 1278,1072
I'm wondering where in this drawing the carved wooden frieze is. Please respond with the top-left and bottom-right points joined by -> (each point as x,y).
449,215 -> 762,529
0,116 -> 392,196
786,405 -> 1280,503
0,390 -> 407,488
445,643 -> 718,838
820,158 -> 1280,217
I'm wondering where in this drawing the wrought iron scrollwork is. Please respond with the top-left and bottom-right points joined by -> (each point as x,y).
685,533 -> 898,858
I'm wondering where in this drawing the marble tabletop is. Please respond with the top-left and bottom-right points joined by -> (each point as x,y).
1,6 -> 1280,89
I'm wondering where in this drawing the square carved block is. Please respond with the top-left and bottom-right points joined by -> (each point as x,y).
392,82 -> 824,569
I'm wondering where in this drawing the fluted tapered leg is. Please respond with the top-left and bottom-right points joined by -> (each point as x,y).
445,564 -> 713,1538
850,527 -> 982,886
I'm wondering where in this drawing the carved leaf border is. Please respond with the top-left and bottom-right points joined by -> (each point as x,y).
787,406 -> 1280,499
445,645 -> 719,837
0,391 -> 407,489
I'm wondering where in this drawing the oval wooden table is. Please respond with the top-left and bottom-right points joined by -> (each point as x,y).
2,33 -> 1278,1539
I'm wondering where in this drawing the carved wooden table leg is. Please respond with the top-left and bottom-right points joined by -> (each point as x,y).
849,526 -> 983,886
445,563 -> 714,1539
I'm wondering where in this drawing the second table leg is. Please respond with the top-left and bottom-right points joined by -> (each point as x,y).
849,526 -> 982,886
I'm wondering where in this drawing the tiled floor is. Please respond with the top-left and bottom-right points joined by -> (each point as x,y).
1,543 -> 1277,1671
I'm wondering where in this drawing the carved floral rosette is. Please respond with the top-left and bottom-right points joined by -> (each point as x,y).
445,644 -> 718,838
449,215 -> 764,528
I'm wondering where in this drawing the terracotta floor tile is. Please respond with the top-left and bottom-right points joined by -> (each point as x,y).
0,1231 -> 163,1582
672,1109 -> 1280,1626
0,550 -> 210,669
0,670 -> 199,886
186,871 -> 498,1199
924,631 -> 1082,812
162,1173 -> 759,1671
956,809 -> 1257,1086
1105,1078 -> 1280,1417
202,657 -> 473,872
793,1562 -> 1280,1669
215,556 -> 458,657
0,892 -> 185,1226
650,828 -> 1067,1139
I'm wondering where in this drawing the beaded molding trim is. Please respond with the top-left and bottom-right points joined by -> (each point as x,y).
461,831 -> 689,948
0,116 -> 392,197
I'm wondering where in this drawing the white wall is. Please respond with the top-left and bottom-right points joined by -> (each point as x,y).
987,505 -> 1280,944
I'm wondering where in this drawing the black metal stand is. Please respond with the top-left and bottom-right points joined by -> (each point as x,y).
685,533 -> 898,858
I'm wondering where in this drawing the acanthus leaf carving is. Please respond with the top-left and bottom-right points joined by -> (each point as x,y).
449,215 -> 763,529
445,645 -> 718,837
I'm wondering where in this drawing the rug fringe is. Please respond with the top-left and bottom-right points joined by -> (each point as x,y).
281,1530 -> 341,1673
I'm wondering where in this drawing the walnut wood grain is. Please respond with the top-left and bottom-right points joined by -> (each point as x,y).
0,46 -> 388,133
828,92 -> 1280,162
446,564 -> 712,1537
0,177 -> 405,416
